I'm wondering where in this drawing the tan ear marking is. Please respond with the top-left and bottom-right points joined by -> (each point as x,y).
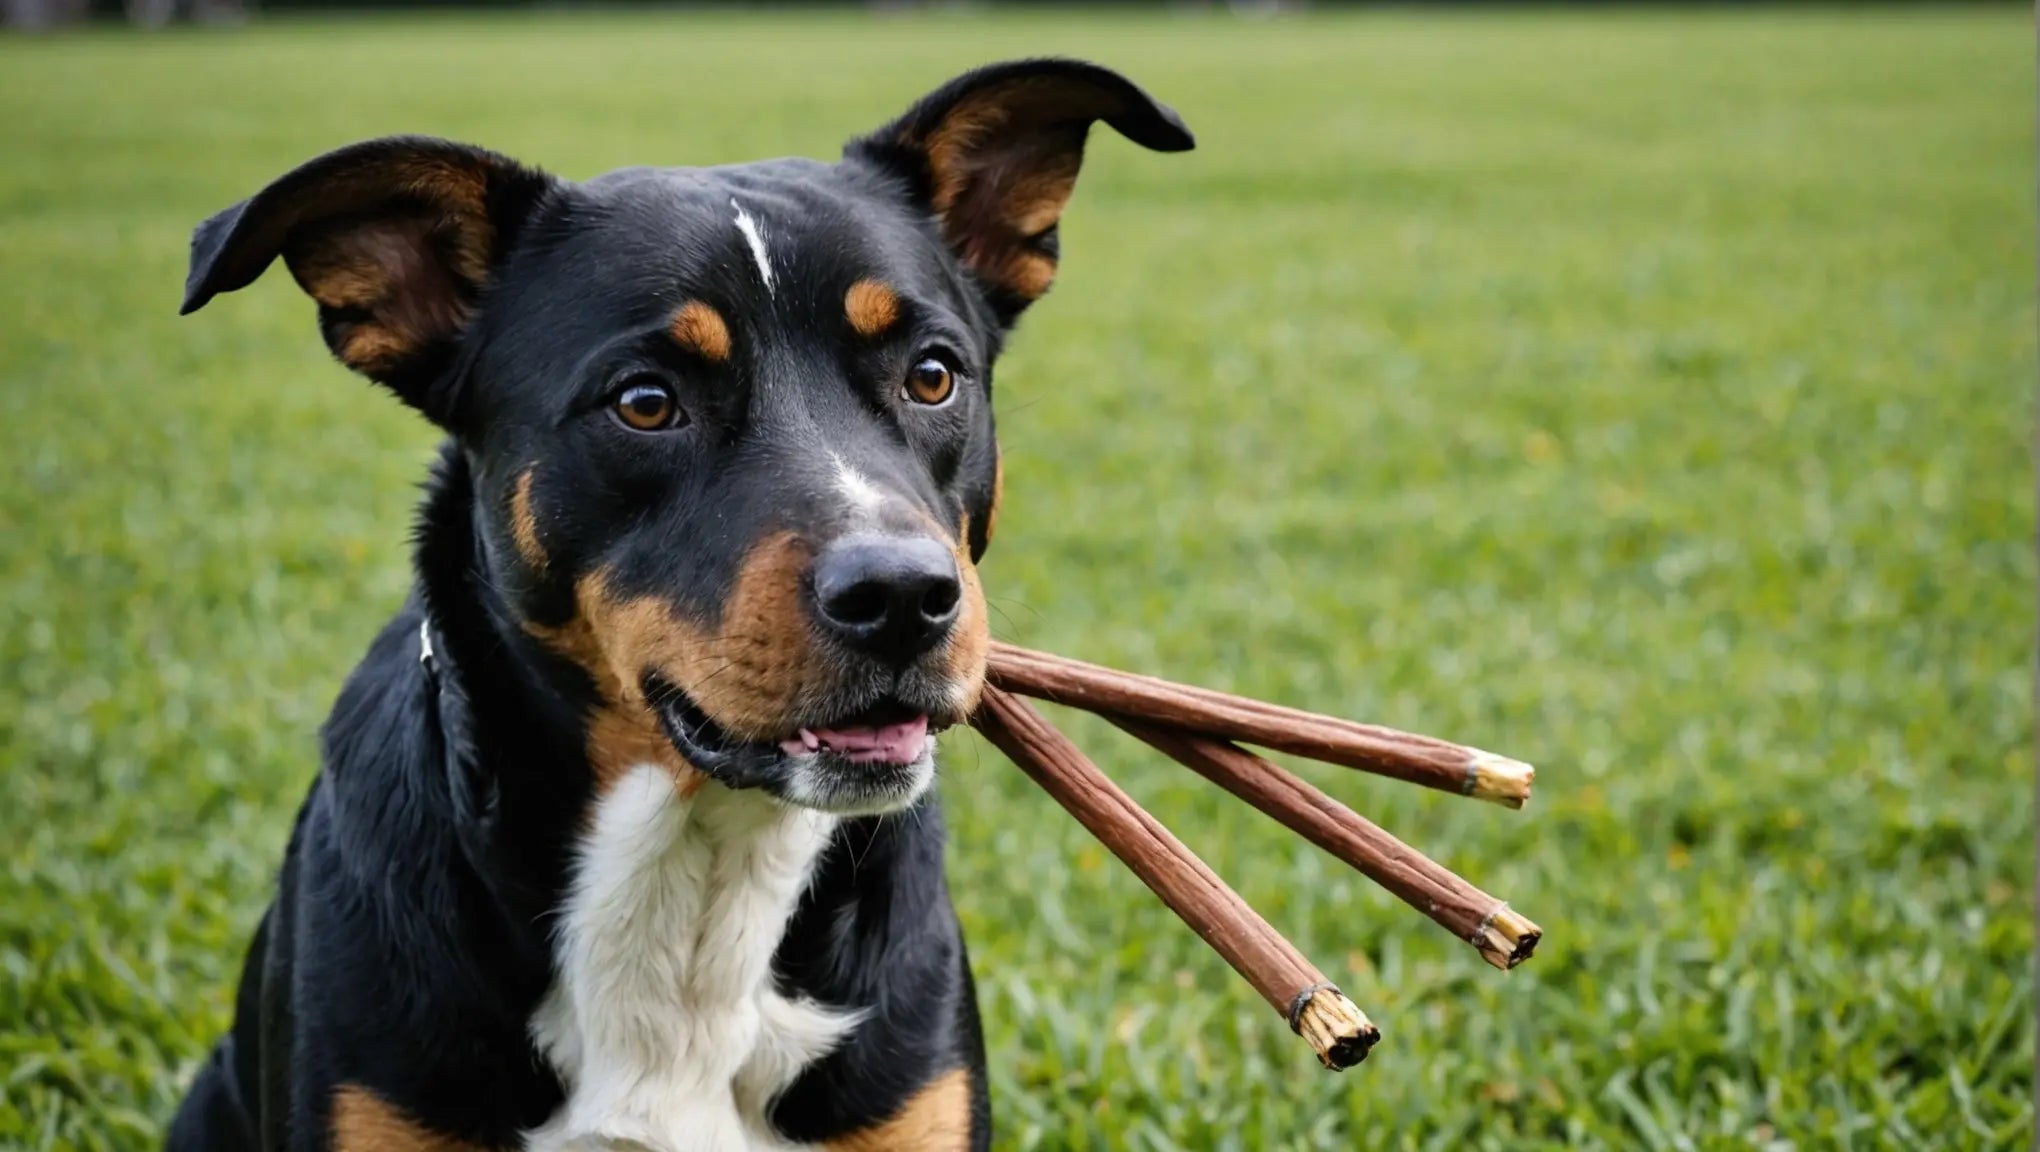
334,326 -> 419,376
1000,251 -> 1057,301
670,300 -> 732,362
289,215 -> 477,374
845,279 -> 902,338
993,152 -> 1083,237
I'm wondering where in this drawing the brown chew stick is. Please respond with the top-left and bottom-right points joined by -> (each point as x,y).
986,642 -> 1534,808
972,686 -> 1380,1070
1108,716 -> 1541,970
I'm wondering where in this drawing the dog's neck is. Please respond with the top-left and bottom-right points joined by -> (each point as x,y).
405,447 -> 590,922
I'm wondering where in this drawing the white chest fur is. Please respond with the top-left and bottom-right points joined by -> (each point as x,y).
526,766 -> 859,1152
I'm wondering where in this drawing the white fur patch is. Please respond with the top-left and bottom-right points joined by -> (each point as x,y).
829,452 -> 885,519
527,767 -> 857,1152
731,198 -> 776,297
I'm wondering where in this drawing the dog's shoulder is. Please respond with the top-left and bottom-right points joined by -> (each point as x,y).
769,803 -> 988,1150
250,606 -> 565,1150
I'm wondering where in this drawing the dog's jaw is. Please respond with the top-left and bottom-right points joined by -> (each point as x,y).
526,766 -> 863,1151
778,740 -> 937,818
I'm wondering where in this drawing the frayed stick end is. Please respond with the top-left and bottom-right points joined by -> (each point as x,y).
1472,903 -> 1543,970
1288,982 -> 1379,1070
1466,751 -> 1535,809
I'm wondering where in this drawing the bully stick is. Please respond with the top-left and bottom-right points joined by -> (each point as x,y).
1107,716 -> 1541,971
985,642 -> 1535,809
972,685 -> 1380,1070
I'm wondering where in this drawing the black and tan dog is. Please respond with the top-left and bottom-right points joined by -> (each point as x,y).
166,59 -> 1191,1152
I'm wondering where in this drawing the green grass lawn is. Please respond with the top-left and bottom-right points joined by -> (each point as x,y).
2,6 -> 2033,1149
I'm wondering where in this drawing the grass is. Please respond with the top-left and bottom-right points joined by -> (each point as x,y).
1,6 -> 2033,1149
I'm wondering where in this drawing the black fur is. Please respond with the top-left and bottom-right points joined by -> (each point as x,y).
168,59 -> 1189,1151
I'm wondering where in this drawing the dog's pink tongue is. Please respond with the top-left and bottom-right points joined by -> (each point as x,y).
779,715 -> 930,764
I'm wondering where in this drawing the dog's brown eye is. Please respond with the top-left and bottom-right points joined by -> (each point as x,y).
613,379 -> 681,431
904,357 -> 955,406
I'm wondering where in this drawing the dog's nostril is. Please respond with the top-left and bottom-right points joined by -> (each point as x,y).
829,581 -> 891,628
920,577 -> 960,620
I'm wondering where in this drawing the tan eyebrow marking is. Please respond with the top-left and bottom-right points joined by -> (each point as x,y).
669,300 -> 731,362
844,279 -> 901,338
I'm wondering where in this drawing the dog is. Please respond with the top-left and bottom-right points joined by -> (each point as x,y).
164,59 -> 1192,1152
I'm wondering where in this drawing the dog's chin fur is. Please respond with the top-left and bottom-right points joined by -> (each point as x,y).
778,745 -> 939,818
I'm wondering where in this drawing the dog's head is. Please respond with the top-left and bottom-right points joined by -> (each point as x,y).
182,60 -> 1191,815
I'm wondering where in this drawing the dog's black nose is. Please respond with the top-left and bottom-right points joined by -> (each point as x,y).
812,535 -> 961,664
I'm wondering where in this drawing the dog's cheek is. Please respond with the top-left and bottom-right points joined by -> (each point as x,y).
528,539 -> 824,751
491,465 -> 585,629
585,701 -> 702,799
669,532 -> 824,740
525,571 -> 706,795
982,452 -> 1003,551
964,447 -> 1002,563
945,535 -> 991,713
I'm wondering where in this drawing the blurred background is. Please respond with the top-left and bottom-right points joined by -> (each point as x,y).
13,0 -> 1307,31
1,3 -> 2032,1150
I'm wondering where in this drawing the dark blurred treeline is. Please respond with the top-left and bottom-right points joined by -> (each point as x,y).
16,0 -> 1320,29
3,0 -> 2012,32
19,0 -> 1300,29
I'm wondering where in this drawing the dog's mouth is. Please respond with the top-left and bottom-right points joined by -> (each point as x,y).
646,675 -> 951,815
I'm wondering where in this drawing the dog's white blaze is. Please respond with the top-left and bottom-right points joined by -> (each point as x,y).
526,766 -> 857,1152
830,452 -> 886,518
731,198 -> 776,297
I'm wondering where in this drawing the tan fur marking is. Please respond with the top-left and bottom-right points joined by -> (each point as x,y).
826,1068 -> 973,1152
331,1084 -> 489,1152
1002,251 -> 1058,301
334,326 -> 417,376
844,279 -> 901,338
670,300 -> 732,362
277,146 -> 509,378
917,98 -> 1012,218
509,469 -> 546,572
525,523 -> 989,797
523,574 -> 701,795
654,532 -> 823,740
908,79 -> 1102,302
1001,158 -> 1082,237
525,534 -> 823,791
583,700 -> 701,796
290,215 -> 477,375
380,156 -> 493,285
946,525 -> 991,712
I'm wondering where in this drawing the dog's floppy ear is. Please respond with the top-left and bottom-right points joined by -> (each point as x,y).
181,135 -> 556,427
846,58 -> 1193,327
